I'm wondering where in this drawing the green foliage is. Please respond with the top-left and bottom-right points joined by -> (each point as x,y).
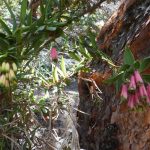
106,47 -> 150,92
0,0 -> 110,148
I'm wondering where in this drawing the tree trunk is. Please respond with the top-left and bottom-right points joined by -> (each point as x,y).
77,0 -> 150,150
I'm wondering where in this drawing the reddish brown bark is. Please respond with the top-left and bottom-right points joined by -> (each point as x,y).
77,0 -> 150,149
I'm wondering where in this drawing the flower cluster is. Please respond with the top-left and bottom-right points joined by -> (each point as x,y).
0,62 -> 17,87
121,70 -> 150,108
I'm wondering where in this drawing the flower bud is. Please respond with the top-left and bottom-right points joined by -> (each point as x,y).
4,80 -> 9,87
12,63 -> 17,72
121,84 -> 128,100
134,70 -> 143,85
139,84 -> 148,99
5,62 -> 10,72
1,62 -> 6,72
128,75 -> 136,91
5,73 -> 9,79
0,75 -> 3,85
146,84 -> 150,102
128,94 -> 135,108
9,69 -> 15,80
50,48 -> 58,62
0,75 -> 6,85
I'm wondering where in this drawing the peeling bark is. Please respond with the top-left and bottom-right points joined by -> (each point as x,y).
77,0 -> 150,149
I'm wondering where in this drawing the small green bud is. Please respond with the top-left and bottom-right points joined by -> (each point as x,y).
9,69 -> 15,80
5,62 -> 10,72
12,63 -> 17,72
0,75 -> 6,85
1,62 -> 6,72
5,73 -> 9,79
0,75 -> 3,85
4,80 -> 9,87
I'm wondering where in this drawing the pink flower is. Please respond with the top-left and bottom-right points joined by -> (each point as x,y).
146,84 -> 150,103
135,91 -> 139,104
50,48 -> 58,62
121,84 -> 128,100
146,97 -> 150,104
129,75 -> 136,91
147,84 -> 150,98
128,94 -> 136,108
134,70 -> 143,85
139,84 -> 148,99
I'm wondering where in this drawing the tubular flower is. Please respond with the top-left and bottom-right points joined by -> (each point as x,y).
50,48 -> 58,62
146,84 -> 150,103
135,91 -> 140,104
129,75 -> 136,91
147,84 -> 150,97
134,70 -> 143,85
128,94 -> 136,108
121,84 -> 128,100
139,84 -> 148,99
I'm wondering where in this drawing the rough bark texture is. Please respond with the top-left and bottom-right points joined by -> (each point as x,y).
77,0 -> 150,150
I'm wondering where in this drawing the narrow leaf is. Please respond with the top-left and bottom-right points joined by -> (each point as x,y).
40,1 -> 45,21
45,0 -> 52,19
79,44 -> 91,59
57,67 -> 65,78
139,57 -> 150,72
46,26 -> 57,31
104,72 -> 124,84
20,0 -> 28,24
53,67 -> 59,82
0,53 -> 7,59
69,51 -> 80,61
3,0 -> 17,30
0,19 -> 12,35
0,37 -> 9,50
27,10 -> 32,26
60,56 -> 67,77
123,47 -> 135,65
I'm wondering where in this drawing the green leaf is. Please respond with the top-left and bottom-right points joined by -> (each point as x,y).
53,66 -> 59,82
88,30 -> 97,49
115,74 -> 124,92
142,74 -> 150,83
0,37 -> 9,50
105,71 -> 124,84
50,21 -> 67,27
68,51 -> 80,61
0,53 -> 7,59
3,0 -> 17,31
27,10 -> 32,26
75,63 -> 84,72
79,44 -> 91,59
119,64 -> 130,71
0,19 -> 12,35
134,61 -> 140,69
139,57 -> 150,72
60,56 -> 67,77
40,2 -> 46,21
36,26 -> 46,32
20,0 -> 28,24
123,47 -> 135,65
95,50 -> 116,67
46,26 -> 57,31
57,67 -> 65,78
45,0 -> 52,19
0,32 -> 6,38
